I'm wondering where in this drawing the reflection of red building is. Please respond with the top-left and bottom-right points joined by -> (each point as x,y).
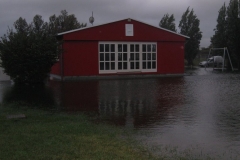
50,18 -> 189,80
48,78 -> 185,127
97,78 -> 185,127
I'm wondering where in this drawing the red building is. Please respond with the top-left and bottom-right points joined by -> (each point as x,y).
50,18 -> 189,80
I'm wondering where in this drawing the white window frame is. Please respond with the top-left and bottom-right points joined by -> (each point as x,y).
125,24 -> 134,36
99,42 -> 157,74
141,43 -> 157,73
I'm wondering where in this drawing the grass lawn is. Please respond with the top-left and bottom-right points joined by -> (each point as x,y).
0,103 -> 157,160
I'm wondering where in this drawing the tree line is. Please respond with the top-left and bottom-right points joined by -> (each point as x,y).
159,0 -> 240,68
159,7 -> 202,66
211,0 -> 240,69
0,10 -> 86,85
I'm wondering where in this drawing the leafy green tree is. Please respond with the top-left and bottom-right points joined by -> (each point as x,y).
0,10 -> 87,85
13,17 -> 30,33
179,7 -> 202,66
211,3 -> 227,48
159,14 -> 177,32
48,10 -> 87,35
0,16 -> 58,84
226,0 -> 240,69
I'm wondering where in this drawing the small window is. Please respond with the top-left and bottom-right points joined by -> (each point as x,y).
123,44 -> 127,52
123,53 -> 127,61
100,44 -> 104,52
110,44 -> 115,52
142,45 -> 146,52
111,53 -> 115,61
125,24 -> 133,36
105,44 -> 109,52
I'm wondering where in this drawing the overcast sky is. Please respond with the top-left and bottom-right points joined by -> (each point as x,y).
0,0 -> 229,48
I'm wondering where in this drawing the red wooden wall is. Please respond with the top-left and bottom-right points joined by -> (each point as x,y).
63,41 -> 99,76
157,42 -> 185,74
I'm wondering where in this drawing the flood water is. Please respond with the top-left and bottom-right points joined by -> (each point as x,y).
1,68 -> 240,159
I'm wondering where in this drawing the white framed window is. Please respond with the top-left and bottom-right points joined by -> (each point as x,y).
125,24 -> 133,36
99,42 -> 157,74
141,44 -> 157,72
99,44 -> 116,73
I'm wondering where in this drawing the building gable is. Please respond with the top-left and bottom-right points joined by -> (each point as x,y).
58,18 -> 188,42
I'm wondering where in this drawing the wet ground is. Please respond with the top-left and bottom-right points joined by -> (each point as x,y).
1,67 -> 240,159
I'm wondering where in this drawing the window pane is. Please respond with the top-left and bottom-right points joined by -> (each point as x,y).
123,53 -> 127,61
111,62 -> 115,70
105,62 -> 110,70
143,53 -> 146,60
111,53 -> 115,61
136,53 -> 139,60
135,45 -> 139,52
105,44 -> 109,52
118,53 -> 122,61
136,62 -> 139,69
147,45 -> 151,52
105,53 -> 110,61
152,53 -> 156,60
111,44 -> 115,52
123,44 -> 127,52
130,44 -> 134,52
130,62 -> 134,69
100,62 -> 104,70
118,44 -> 122,52
118,62 -> 122,69
123,62 -> 128,69
143,62 -> 146,69
130,53 -> 134,61
147,53 -> 151,60
142,45 -> 146,52
152,44 -> 156,52
100,53 -> 104,61
147,62 -> 151,69
100,44 -> 104,52
152,61 -> 156,69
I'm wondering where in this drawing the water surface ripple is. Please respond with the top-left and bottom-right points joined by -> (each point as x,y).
49,68 -> 240,158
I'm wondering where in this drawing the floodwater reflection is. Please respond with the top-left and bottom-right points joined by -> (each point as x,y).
1,68 -> 240,158
48,81 -> 99,112
49,78 -> 186,127
97,78 -> 186,127
2,84 -> 55,108
48,68 -> 240,158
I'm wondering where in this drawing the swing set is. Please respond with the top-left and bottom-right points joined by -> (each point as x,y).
206,47 -> 234,71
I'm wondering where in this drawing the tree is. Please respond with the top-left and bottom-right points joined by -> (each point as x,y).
0,16 -> 58,84
13,17 -> 30,33
226,0 -> 240,69
179,7 -> 202,66
0,10 -> 87,85
211,3 -> 227,48
159,14 -> 177,32
48,10 -> 87,35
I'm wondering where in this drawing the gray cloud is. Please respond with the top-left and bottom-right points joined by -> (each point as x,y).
0,0 -> 228,47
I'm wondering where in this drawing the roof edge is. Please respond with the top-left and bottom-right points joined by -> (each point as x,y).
57,18 -> 190,39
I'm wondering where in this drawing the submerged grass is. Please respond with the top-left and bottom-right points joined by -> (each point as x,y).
0,103 -> 156,160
